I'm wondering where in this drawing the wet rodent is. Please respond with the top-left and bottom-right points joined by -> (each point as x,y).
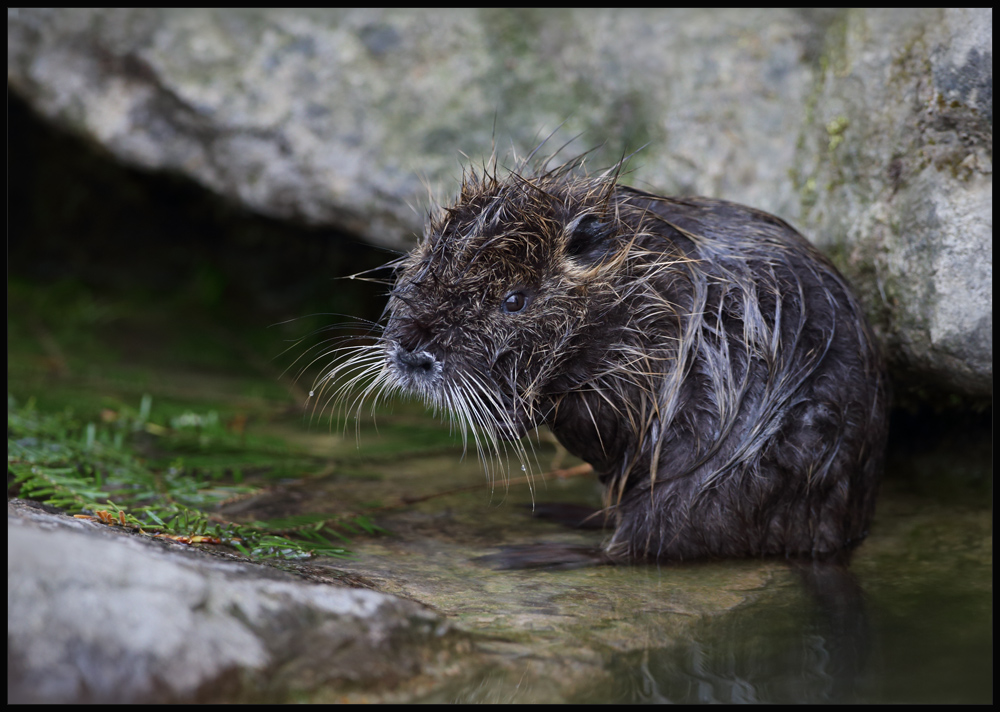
322,157 -> 889,564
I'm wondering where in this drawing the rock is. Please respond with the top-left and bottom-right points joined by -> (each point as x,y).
7,500 -> 456,703
7,8 -> 990,397
795,8 -> 992,397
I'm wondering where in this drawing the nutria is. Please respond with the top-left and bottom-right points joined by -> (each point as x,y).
317,156 -> 889,565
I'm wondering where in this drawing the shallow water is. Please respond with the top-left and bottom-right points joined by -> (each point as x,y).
289,441 -> 992,704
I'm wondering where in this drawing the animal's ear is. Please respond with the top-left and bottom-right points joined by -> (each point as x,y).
564,212 -> 615,265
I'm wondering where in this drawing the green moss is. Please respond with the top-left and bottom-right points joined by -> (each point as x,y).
825,115 -> 849,151
7,394 -> 382,559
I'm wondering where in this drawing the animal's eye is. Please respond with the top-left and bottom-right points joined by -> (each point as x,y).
502,290 -> 530,314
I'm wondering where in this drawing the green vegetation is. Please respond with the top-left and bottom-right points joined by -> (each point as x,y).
7,96 -> 462,565
8,394 -> 382,560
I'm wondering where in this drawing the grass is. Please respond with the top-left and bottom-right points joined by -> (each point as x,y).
7,390 -> 388,560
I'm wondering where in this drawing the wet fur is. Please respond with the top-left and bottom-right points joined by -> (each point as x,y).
318,158 -> 889,562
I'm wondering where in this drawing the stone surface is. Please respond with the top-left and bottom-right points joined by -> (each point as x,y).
7,8 -> 991,397
7,500 -> 454,703
794,8 -> 992,396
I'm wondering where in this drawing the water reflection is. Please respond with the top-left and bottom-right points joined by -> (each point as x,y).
603,566 -> 870,703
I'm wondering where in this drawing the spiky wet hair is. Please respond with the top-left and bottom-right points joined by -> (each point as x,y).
311,155 -> 689,484
314,155 -> 887,560
381,159 -> 695,484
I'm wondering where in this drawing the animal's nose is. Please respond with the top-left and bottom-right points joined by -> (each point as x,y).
396,348 -> 437,374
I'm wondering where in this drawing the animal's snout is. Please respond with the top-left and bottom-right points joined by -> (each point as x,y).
389,344 -> 444,391
396,348 -> 437,374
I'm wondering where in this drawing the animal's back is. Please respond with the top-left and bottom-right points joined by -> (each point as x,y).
549,189 -> 888,561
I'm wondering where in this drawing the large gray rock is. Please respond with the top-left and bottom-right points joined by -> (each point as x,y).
7,8 -> 991,398
795,9 -> 992,396
7,500 -> 456,703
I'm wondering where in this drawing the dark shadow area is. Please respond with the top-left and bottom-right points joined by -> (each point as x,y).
883,403 -> 992,499
9,90 -> 391,351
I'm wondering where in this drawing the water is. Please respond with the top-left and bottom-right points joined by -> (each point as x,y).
295,443 -> 991,704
